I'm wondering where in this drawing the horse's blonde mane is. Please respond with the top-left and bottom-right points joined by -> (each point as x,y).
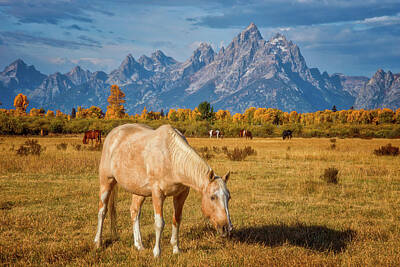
167,128 -> 211,188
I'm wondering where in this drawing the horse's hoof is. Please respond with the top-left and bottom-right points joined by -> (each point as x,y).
172,247 -> 181,254
135,245 -> 144,251
153,247 -> 161,258
94,241 -> 101,249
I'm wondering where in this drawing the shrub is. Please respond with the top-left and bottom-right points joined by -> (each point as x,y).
56,143 -> 68,151
16,139 -> 43,156
330,138 -> 337,143
330,144 -> 336,150
197,146 -> 209,153
49,120 -> 64,133
212,146 -> 221,153
73,144 -> 82,151
243,146 -> 257,156
320,167 -> 339,184
201,151 -> 214,160
373,143 -> 399,156
224,146 -> 257,161
195,146 -> 214,160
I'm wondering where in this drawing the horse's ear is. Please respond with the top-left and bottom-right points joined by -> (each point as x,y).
222,171 -> 230,183
208,170 -> 215,181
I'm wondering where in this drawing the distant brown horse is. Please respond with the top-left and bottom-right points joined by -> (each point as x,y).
83,130 -> 102,145
239,129 -> 252,139
245,130 -> 253,139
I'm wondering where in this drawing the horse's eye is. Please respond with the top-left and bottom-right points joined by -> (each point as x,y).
211,195 -> 217,201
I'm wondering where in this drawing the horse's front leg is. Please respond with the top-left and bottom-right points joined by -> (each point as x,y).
171,188 -> 189,254
152,188 -> 166,258
130,194 -> 145,251
94,177 -> 116,248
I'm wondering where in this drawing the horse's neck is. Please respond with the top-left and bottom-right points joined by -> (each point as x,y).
170,134 -> 210,192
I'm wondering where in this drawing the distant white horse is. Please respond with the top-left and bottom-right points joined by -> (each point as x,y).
94,124 -> 232,257
209,129 -> 221,138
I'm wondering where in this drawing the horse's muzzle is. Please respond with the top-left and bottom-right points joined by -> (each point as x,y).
220,224 -> 233,237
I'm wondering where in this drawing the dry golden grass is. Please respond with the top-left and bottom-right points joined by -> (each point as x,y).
1,135 -> 400,266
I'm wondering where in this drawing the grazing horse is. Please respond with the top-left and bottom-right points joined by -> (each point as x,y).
83,130 -> 102,145
94,124 -> 232,257
282,130 -> 293,140
245,130 -> 253,140
209,129 -> 222,139
239,129 -> 246,138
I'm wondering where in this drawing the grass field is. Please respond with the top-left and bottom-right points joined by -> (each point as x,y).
0,135 -> 400,266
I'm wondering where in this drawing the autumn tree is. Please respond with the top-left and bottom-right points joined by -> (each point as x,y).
215,110 -> 232,122
14,93 -> 29,116
168,109 -> 178,121
106,84 -> 126,119
46,110 -> 55,117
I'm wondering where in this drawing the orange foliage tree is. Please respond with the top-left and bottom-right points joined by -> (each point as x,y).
106,84 -> 126,119
13,93 -> 29,116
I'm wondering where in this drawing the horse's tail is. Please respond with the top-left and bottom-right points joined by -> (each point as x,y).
108,185 -> 118,239
82,134 -> 87,144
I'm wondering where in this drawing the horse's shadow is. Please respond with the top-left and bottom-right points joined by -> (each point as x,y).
186,223 -> 356,254
231,223 -> 356,253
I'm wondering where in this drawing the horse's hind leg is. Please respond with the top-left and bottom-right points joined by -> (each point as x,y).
171,188 -> 190,254
94,176 -> 116,248
130,194 -> 145,250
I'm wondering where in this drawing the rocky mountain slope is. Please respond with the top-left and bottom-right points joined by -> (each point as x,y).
1,23 -> 397,114
355,69 -> 400,110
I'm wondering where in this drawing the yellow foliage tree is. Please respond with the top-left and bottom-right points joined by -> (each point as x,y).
232,113 -> 244,122
56,110 -> 64,117
30,108 -> 41,117
190,108 -> 202,121
168,109 -> 178,121
243,107 -> 256,123
140,107 -> 148,120
215,110 -> 232,121
106,84 -> 126,119
289,111 -> 299,123
46,110 -> 55,117
13,93 -> 29,116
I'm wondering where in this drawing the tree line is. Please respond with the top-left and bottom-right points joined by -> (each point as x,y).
1,85 -> 400,138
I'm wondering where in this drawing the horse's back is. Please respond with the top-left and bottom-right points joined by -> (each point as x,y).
99,123 -> 186,196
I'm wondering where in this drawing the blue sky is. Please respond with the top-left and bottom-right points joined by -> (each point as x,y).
1,0 -> 399,77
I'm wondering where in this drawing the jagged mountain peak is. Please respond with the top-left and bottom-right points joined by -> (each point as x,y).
151,50 -> 166,59
267,32 -> 294,50
67,65 -> 90,75
122,54 -> 136,64
237,22 -> 263,43
2,58 -> 36,76
193,42 -> 214,55
151,50 -> 177,66
179,42 -> 215,76
66,65 -> 91,85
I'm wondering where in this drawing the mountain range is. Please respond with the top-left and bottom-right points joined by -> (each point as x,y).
0,23 -> 399,114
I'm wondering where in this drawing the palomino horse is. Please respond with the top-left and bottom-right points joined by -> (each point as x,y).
209,129 -> 222,139
94,124 -> 232,257
83,130 -> 102,145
